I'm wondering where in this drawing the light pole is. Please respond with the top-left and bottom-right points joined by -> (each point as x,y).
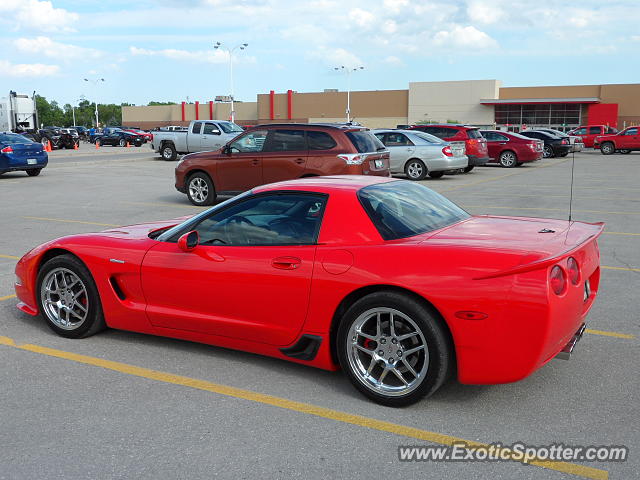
83,78 -> 105,127
213,42 -> 248,123
334,66 -> 364,123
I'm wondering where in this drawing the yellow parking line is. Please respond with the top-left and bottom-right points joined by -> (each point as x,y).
601,265 -> 640,272
461,205 -> 640,215
23,216 -> 119,227
585,329 -> 635,339
0,294 -> 16,301
0,254 -> 20,260
0,336 -> 608,480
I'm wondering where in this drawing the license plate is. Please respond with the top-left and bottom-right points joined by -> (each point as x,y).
374,159 -> 384,169
584,279 -> 591,302
27,158 -> 37,165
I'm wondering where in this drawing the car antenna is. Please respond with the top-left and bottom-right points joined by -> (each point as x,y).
568,142 -> 576,222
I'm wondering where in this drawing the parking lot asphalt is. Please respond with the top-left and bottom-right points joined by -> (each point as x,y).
0,147 -> 638,479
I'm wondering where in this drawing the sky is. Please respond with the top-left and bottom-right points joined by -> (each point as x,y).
0,0 -> 638,107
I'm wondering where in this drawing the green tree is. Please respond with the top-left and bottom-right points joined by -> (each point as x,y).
147,101 -> 176,106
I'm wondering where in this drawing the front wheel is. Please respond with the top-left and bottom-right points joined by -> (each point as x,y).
499,150 -> 518,167
600,142 -> 615,155
404,159 -> 427,181
36,254 -> 106,339
428,171 -> 445,179
119,138 -> 126,147
186,172 -> 216,206
543,145 -> 555,158
337,291 -> 452,407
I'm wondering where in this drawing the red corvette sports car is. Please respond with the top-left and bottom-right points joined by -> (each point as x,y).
14,177 -> 603,406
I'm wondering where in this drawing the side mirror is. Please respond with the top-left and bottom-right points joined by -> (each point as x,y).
178,230 -> 199,252
211,129 -> 221,135
222,145 -> 231,155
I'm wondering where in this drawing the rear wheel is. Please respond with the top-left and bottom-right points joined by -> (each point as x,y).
428,171 -> 445,179
161,143 -> 177,161
404,159 -> 427,181
463,166 -> 474,173
36,254 -> 106,339
619,149 -> 631,154
543,145 -> 554,158
27,169 -> 42,177
119,138 -> 126,147
186,172 -> 216,206
600,142 -> 615,155
337,291 -> 452,407
499,150 -> 518,168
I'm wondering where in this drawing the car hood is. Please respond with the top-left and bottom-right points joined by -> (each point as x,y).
95,215 -> 193,239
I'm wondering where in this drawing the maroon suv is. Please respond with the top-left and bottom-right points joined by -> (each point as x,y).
175,123 -> 391,206
408,124 -> 489,172
479,130 -> 544,167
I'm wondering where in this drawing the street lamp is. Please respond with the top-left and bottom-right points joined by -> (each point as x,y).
71,95 -> 86,128
334,66 -> 364,123
83,78 -> 105,127
213,42 -> 248,123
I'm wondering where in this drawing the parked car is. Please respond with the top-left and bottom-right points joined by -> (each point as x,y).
123,128 -> 153,142
38,126 -> 78,150
72,126 -> 89,141
594,126 -> 640,155
176,123 -> 391,206
0,132 -> 48,176
15,176 -> 604,406
567,125 -> 618,148
519,130 -> 571,158
527,128 -> 584,153
152,120 -> 245,160
407,124 -> 489,172
372,129 -> 467,179
96,128 -> 144,147
480,130 -> 544,167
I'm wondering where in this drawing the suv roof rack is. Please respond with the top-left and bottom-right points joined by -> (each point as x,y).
253,122 -> 367,130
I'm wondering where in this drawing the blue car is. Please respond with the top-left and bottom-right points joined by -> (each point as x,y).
0,132 -> 48,176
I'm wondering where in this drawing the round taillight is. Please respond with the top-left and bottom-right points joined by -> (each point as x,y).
550,265 -> 566,295
567,257 -> 580,285
442,146 -> 453,157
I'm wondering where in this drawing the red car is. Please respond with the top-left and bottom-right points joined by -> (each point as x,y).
480,130 -> 544,167
123,129 -> 153,142
14,177 -> 603,406
594,126 -> 640,155
567,125 -> 618,148
408,124 -> 490,172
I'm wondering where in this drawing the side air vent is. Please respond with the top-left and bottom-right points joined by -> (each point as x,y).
280,335 -> 322,361
109,276 -> 126,301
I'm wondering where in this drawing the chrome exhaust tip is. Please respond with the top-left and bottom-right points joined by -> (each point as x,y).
556,323 -> 586,361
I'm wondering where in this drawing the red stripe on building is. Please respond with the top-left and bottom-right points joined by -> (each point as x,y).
195,101 -> 199,120
269,90 -> 275,120
209,101 -> 214,120
181,102 -> 185,122
287,90 -> 293,120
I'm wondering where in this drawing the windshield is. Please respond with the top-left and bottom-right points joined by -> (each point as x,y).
358,181 -> 470,240
218,122 -> 244,134
0,133 -> 33,144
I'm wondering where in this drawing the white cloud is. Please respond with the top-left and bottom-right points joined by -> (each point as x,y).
0,59 -> 60,77
129,46 -> 246,64
0,0 -> 78,32
433,25 -> 498,49
14,37 -> 103,60
467,1 -> 503,25
348,8 -> 375,28
384,55 -> 405,66
312,47 -> 364,68
382,20 -> 398,34
383,0 -> 409,14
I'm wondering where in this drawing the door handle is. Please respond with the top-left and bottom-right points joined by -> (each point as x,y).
252,159 -> 259,166
272,256 -> 301,270
295,158 -> 305,164
499,142 -> 506,145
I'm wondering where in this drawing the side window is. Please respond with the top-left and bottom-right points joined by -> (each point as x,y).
229,130 -> 268,153
385,133 -> 413,146
624,128 -> 638,136
192,122 -> 202,134
192,194 -> 327,246
495,133 -> 509,142
482,131 -> 497,141
573,128 -> 587,135
263,129 -> 306,152
202,123 -> 220,135
308,130 -> 337,150
588,127 -> 601,135
374,133 -> 386,143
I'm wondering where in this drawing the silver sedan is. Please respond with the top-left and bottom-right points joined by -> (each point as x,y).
373,129 -> 468,180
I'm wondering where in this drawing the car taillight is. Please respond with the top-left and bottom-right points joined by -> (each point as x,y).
561,139 -> 569,145
442,146 -> 453,157
567,257 -> 580,285
337,153 -> 365,165
1,146 -> 13,153
550,265 -> 566,295
528,142 -> 537,151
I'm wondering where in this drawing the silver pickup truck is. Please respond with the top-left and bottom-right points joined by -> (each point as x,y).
151,120 -> 245,160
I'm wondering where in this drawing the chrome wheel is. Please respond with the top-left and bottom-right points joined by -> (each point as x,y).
189,177 -> 209,203
162,147 -> 173,159
601,143 -> 614,155
119,138 -> 126,147
406,161 -> 424,179
347,307 -> 429,397
40,267 -> 89,331
499,151 -> 517,167
543,146 -> 553,158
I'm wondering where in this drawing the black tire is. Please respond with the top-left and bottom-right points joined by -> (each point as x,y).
119,138 -> 126,147
600,142 -> 615,155
26,169 -> 42,177
36,254 -> 106,339
559,152 -> 569,157
337,291 -> 452,407
499,150 -> 518,168
161,143 -> 177,161
543,145 -> 555,158
428,171 -> 445,179
404,159 -> 427,181
463,166 -> 474,173
186,172 -> 216,206
619,149 -> 631,154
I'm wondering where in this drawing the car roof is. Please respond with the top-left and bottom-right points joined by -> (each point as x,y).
252,122 -> 367,132
253,175 -> 398,194
413,124 -> 478,129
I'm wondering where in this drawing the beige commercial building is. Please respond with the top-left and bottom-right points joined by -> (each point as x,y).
122,80 -> 640,131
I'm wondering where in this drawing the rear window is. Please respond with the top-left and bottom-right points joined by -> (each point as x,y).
358,181 -> 470,240
346,131 -> 385,153
466,129 -> 482,139
411,131 -> 442,144
0,133 -> 33,144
